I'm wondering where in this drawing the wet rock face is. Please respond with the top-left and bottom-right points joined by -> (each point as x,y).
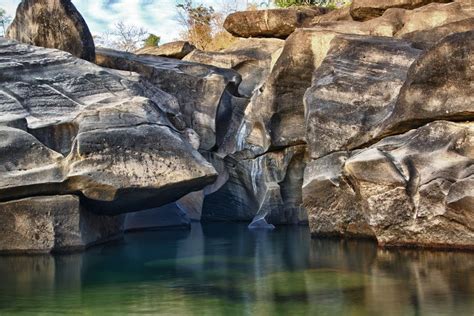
136,41 -> 196,59
203,145 -> 308,225
6,0 -> 95,61
0,39 -> 217,216
95,48 -> 241,151
0,195 -> 124,253
350,0 -> 452,21
304,121 -> 474,249
224,7 -> 328,39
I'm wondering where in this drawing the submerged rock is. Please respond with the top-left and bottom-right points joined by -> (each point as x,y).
0,39 -> 217,217
0,195 -> 123,253
304,121 -> 474,249
6,0 -> 95,61
136,41 -> 196,59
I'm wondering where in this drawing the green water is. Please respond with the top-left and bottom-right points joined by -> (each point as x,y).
0,223 -> 473,315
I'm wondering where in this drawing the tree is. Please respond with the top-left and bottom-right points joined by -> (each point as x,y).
176,0 -> 239,51
111,21 -> 148,52
144,34 -> 160,47
0,8 -> 12,37
176,0 -> 215,50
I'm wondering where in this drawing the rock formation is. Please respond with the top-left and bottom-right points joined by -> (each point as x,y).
183,38 -> 285,97
95,48 -> 243,151
136,41 -> 196,59
6,0 -> 95,61
224,7 -> 328,39
0,39 -> 217,252
0,195 -> 123,253
2,0 -> 473,251
350,0 -> 451,21
303,121 -> 474,248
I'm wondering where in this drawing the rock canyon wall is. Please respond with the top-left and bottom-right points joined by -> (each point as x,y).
1,0 -> 473,252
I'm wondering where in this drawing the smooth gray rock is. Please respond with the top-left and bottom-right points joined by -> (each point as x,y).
95,48 -> 242,151
0,39 -> 217,215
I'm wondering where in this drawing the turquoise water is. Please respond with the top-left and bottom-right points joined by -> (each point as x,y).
0,223 -> 473,315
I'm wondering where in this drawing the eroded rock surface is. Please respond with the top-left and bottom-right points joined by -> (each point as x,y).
6,0 -> 95,61
95,48 -> 242,151
350,0 -> 451,21
305,30 -> 473,159
184,38 -> 284,97
0,39 -> 217,216
0,195 -> 124,253
304,121 -> 474,249
203,145 -> 308,225
305,34 -> 422,159
136,41 -> 196,59
224,7 -> 328,39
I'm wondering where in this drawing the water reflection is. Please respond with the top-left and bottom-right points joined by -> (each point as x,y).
0,224 -> 473,315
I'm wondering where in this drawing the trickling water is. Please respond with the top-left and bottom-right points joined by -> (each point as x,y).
235,120 -> 248,152
250,155 -> 264,195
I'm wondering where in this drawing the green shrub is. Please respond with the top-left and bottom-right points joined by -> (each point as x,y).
144,34 -> 160,47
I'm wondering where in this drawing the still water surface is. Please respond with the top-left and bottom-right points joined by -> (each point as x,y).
0,223 -> 473,315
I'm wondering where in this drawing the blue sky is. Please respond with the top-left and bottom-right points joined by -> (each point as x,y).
2,0 -> 254,43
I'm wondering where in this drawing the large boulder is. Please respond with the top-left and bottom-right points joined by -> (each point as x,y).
393,2 -> 473,37
309,2 -> 473,41
6,0 -> 95,61
304,121 -> 474,249
0,195 -> 124,253
350,0 -> 451,21
400,18 -> 474,49
136,41 -> 196,59
235,28 -> 378,159
305,30 -> 474,159
381,30 -> 474,134
95,48 -> 242,151
0,39 -> 217,216
224,7 -> 328,39
304,33 -> 422,159
311,6 -> 354,23
183,38 -> 285,97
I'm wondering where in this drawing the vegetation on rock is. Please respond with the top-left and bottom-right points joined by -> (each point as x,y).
144,33 -> 161,47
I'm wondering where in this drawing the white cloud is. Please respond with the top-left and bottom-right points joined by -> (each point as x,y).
2,0 -> 251,43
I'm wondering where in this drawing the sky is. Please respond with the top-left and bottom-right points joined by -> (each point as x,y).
1,0 -> 255,43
